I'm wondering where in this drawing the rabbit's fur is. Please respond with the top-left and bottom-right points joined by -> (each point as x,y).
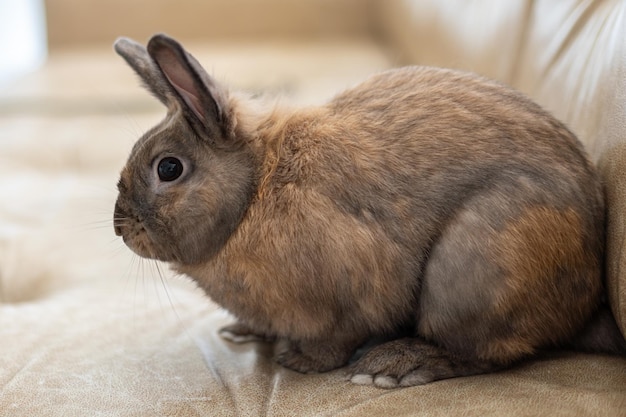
113,34 -> 620,388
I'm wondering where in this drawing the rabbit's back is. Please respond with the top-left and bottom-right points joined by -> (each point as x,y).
274,66 -> 603,253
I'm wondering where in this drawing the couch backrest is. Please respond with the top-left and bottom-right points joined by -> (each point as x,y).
44,0 -> 372,49
378,0 -> 626,336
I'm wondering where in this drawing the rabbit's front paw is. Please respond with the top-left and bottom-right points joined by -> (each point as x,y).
219,321 -> 274,344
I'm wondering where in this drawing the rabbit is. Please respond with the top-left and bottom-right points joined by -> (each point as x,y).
113,33 -> 625,389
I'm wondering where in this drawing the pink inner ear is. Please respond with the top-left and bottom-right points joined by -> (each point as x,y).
155,47 -> 206,123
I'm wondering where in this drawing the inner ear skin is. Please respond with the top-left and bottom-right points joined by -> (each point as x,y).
146,35 -> 223,140
152,46 -> 207,123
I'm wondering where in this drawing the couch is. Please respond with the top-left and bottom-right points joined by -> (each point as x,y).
1,1 -> 624,415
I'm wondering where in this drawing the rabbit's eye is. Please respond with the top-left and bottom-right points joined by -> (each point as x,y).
157,157 -> 183,182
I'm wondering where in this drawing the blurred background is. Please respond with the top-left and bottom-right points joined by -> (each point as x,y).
45,0 -> 377,46
0,0 -> 397,104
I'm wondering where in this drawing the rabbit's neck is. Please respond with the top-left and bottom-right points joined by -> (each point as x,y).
177,194 -> 337,339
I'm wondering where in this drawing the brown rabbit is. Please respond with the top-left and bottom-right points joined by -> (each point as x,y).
113,34 -> 625,388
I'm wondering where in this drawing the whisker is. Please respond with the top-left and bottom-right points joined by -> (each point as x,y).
84,219 -> 115,225
81,224 -> 118,232
153,260 -> 191,337
155,261 -> 172,309
129,254 -> 141,329
72,216 -> 130,233
107,243 -> 129,259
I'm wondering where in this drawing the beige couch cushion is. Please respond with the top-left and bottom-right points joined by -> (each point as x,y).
2,285 -> 624,415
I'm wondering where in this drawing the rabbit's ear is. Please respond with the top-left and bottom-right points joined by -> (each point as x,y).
114,37 -> 171,105
147,33 -> 228,141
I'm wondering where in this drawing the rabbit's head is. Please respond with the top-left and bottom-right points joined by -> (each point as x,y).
113,34 -> 257,265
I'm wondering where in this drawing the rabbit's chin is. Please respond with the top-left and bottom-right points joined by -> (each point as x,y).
122,232 -> 177,263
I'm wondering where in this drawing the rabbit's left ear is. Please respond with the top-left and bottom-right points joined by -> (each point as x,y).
114,37 -> 172,106
147,33 -> 229,141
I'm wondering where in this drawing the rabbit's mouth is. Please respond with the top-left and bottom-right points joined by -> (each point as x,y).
115,214 -> 154,259
114,200 -> 166,261
117,218 -> 179,262
122,229 -> 155,259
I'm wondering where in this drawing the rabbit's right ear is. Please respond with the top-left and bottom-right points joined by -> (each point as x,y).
114,37 -> 171,106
